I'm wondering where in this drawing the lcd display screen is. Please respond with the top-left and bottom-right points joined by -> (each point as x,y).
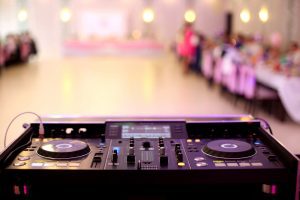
121,124 -> 171,138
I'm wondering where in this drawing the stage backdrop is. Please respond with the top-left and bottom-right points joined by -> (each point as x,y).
76,10 -> 127,40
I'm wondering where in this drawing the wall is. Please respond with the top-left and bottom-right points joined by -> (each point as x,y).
226,0 -> 300,47
153,0 -> 225,44
27,0 -> 62,58
0,0 -> 18,38
0,0 -> 226,57
68,0 -> 226,44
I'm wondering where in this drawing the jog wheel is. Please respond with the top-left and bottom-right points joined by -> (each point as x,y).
37,139 -> 90,160
202,139 -> 256,159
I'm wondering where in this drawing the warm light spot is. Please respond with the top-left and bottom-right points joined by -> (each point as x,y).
18,9 -> 28,22
240,8 -> 251,23
132,30 -> 142,40
240,116 -> 252,121
60,8 -> 72,23
142,8 -> 155,23
184,9 -> 196,23
178,162 -> 186,167
259,6 -> 269,23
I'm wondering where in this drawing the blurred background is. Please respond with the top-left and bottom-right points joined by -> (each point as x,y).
0,0 -> 299,155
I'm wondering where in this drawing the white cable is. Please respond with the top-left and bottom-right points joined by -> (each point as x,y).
4,112 -> 44,148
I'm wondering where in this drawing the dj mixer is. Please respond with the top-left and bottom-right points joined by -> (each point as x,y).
0,115 -> 299,199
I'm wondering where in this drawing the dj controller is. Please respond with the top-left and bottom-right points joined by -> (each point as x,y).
0,115 -> 299,200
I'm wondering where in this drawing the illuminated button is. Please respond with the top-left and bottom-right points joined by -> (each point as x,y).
254,141 -> 262,146
187,139 -> 192,143
177,162 -> 185,167
31,162 -> 43,167
14,161 -> 26,167
18,156 -> 30,161
113,147 -> 120,154
226,163 -> 238,167
214,163 -> 226,167
44,162 -> 56,167
196,162 -> 208,167
194,157 -> 205,162
69,162 -> 80,167
195,139 -> 201,143
213,160 -> 224,163
251,162 -> 263,167
56,162 -> 68,167
239,162 -> 251,167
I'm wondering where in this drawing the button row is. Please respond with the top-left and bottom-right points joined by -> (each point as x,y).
29,162 -> 81,167
214,162 -> 263,167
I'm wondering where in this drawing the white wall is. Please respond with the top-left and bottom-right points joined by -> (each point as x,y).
0,0 -> 18,38
227,0 -> 300,47
0,0 -> 227,56
152,0 -> 225,44
27,0 -> 62,58
1,0 -> 299,55
68,0 -> 226,44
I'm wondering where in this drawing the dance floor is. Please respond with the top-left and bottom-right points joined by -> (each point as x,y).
63,39 -> 164,56
0,52 -> 299,155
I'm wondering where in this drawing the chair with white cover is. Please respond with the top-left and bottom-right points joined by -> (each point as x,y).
202,51 -> 213,80
241,65 -> 278,115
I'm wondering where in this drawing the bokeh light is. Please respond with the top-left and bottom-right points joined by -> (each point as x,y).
184,9 -> 196,23
18,9 -> 28,22
259,6 -> 269,23
60,8 -> 72,23
142,8 -> 155,23
240,8 -> 251,23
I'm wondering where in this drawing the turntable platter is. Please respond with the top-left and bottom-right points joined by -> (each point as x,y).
37,139 -> 90,160
202,139 -> 256,159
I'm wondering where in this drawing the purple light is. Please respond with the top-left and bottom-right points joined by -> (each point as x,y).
271,185 -> 277,195
23,185 -> 28,195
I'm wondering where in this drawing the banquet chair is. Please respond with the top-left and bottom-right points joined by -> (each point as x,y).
213,57 -> 223,84
201,51 -> 214,85
20,42 -> 31,62
0,44 -> 5,73
241,65 -> 278,115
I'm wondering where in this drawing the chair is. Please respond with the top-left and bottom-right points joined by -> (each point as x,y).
222,59 -> 238,94
241,65 -> 278,115
213,57 -> 223,84
0,44 -> 5,72
20,42 -> 31,62
202,51 -> 213,79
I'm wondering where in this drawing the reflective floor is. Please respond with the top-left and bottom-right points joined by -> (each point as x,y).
0,52 -> 299,154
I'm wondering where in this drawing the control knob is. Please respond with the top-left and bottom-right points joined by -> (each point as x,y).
142,141 -> 151,149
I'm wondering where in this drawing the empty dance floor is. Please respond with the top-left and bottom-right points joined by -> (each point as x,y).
0,52 -> 299,155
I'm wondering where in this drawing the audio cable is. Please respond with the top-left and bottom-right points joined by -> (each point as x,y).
3,112 -> 44,148
255,117 -> 273,135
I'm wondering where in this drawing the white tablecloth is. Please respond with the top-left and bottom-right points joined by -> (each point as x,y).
256,67 -> 300,123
